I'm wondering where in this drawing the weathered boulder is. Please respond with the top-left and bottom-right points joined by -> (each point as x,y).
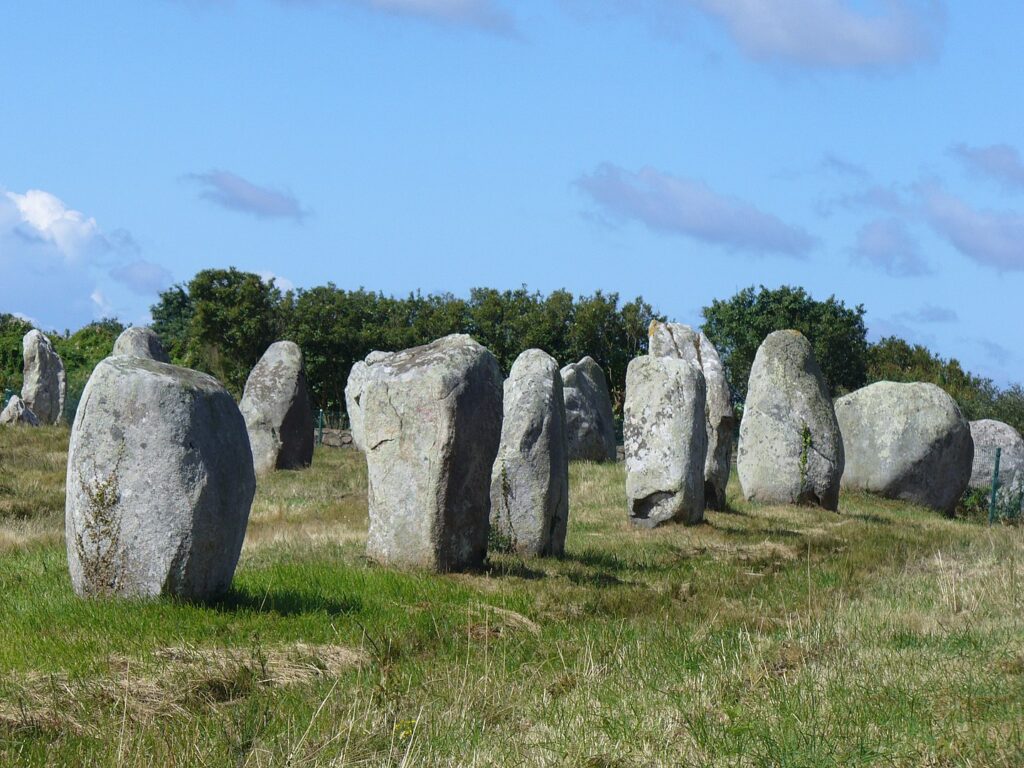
345,351 -> 393,452
835,381 -> 972,514
239,341 -> 314,475
112,326 -> 171,363
21,330 -> 66,425
0,395 -> 40,427
969,420 -> 1024,491
624,354 -> 707,527
649,321 -> 734,509
66,357 -> 255,600
560,357 -> 616,462
738,330 -> 844,510
362,334 -> 502,571
490,349 -> 569,556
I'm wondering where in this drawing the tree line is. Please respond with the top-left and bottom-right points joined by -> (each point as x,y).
2,271 -> 1022,434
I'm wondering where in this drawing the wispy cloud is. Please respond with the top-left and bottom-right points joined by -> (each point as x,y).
271,0 -> 516,34
187,170 -> 307,221
852,218 -> 931,276
977,338 -> 1011,365
686,0 -> 944,70
110,260 -> 175,295
577,163 -> 816,257
920,184 -> 1024,271
950,143 -> 1024,192
820,152 -> 868,178
895,304 -> 957,323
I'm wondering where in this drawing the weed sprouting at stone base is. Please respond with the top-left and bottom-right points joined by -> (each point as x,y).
75,442 -> 127,596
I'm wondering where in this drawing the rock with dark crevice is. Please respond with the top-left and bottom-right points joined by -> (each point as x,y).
560,357 -> 617,463
21,330 -> 66,425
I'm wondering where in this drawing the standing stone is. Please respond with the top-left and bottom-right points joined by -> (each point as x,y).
345,351 -> 393,452
362,334 -> 502,571
490,349 -> 569,557
0,395 -> 40,427
66,357 -> 255,600
835,382 -> 973,514
112,326 -> 171,363
649,321 -> 735,509
560,357 -> 617,462
239,341 -> 314,475
21,330 -> 66,425
624,355 -> 707,527
969,420 -> 1024,491
738,330 -> 844,510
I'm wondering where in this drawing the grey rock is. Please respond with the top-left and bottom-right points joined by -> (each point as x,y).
738,330 -> 844,510
112,327 -> 171,363
21,330 -> 66,425
969,420 -> 1024,491
560,357 -> 617,462
835,381 -> 973,514
66,356 -> 255,600
649,321 -> 734,509
624,354 -> 707,527
345,351 -> 393,452
0,395 -> 40,427
362,334 -> 502,571
489,349 -> 569,557
239,341 -> 314,475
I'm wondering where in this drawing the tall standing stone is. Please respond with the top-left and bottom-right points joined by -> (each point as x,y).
345,351 -> 393,452
239,341 -> 314,475
624,355 -> 707,527
21,330 -> 66,425
835,382 -> 973,514
490,349 -> 569,557
362,334 -> 502,571
112,326 -> 171,363
738,330 -> 844,510
649,321 -> 735,509
66,357 -> 255,600
560,357 -> 617,462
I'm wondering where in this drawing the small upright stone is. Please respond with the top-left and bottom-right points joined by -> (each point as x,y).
21,330 -> 66,425
362,334 -> 502,571
649,321 -> 735,509
0,395 -> 40,427
66,357 -> 255,600
560,357 -> 617,462
624,355 -> 707,527
345,351 -> 393,452
738,330 -> 844,510
490,349 -> 569,557
969,420 -> 1024,491
112,326 -> 171,363
239,341 -> 314,475
835,382 -> 973,514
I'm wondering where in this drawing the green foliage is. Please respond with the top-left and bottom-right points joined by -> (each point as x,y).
702,285 -> 869,400
0,312 -> 34,395
53,318 -> 125,420
150,284 -> 193,363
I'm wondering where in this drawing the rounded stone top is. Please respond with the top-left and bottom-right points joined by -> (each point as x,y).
101,355 -> 226,394
112,326 -> 171,363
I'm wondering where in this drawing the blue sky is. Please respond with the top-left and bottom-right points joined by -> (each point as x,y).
2,0 -> 1022,384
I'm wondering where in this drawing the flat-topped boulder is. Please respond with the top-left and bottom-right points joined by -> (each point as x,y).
21,330 -> 66,425
835,381 -> 973,514
624,354 -> 707,527
239,341 -> 314,475
560,357 -> 616,462
490,349 -> 569,556
66,356 -> 255,600
738,330 -> 844,510
649,321 -> 734,509
0,395 -> 40,427
362,334 -> 502,571
112,326 -> 171,363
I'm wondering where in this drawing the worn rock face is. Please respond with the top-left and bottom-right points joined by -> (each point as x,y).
22,330 -> 66,425
835,381 -> 972,514
738,330 -> 844,510
362,334 -> 502,571
239,341 -> 314,475
0,395 -> 40,427
624,355 -> 707,527
560,357 -> 617,462
66,357 -> 256,601
649,321 -> 734,509
489,349 -> 569,557
112,327 -> 171,363
969,420 -> 1024,491
345,351 -> 393,452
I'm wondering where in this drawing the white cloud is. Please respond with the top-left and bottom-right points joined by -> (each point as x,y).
950,143 -> 1024,192
3,188 -> 103,262
90,290 -> 115,318
576,163 -> 816,257
851,218 -> 930,276
110,260 -> 175,295
259,270 -> 295,292
921,185 -> 1024,271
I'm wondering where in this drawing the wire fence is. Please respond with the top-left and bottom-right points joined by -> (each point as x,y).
313,409 -> 350,446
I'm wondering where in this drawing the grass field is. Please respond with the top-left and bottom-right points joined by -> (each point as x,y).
1,426 -> 1022,766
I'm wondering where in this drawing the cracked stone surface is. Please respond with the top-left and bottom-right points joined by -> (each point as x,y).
21,330 -> 66,425
835,381 -> 973,514
738,330 -> 844,510
648,321 -> 734,510
624,354 -> 707,527
361,334 -> 502,571
560,357 -> 617,462
489,349 -> 569,557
